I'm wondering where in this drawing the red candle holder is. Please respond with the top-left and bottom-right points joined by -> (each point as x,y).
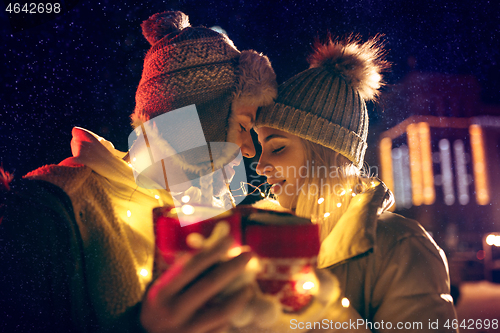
244,212 -> 320,313
153,205 -> 242,269
153,204 -> 320,313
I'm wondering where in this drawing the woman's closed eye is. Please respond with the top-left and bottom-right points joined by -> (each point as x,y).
272,146 -> 285,154
240,124 -> 248,132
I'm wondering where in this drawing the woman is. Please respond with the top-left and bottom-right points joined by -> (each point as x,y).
255,36 -> 458,331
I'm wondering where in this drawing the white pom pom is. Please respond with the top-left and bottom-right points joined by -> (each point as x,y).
308,34 -> 389,101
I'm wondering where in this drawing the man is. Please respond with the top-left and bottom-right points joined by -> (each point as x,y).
0,11 -> 276,333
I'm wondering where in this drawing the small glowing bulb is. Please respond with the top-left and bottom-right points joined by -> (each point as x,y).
139,269 -> 148,277
339,189 -> 346,196
302,281 -> 315,290
260,192 -> 266,197
318,198 -> 325,204
341,297 -> 350,307
154,195 -> 160,200
127,163 -> 132,168
486,234 -> 496,246
440,294 -> 453,303
324,212 -> 330,218
352,193 -> 356,197
246,257 -> 260,271
181,204 -> 195,215
127,210 -> 132,217
132,157 -> 137,162
181,195 -> 190,203
371,182 -> 376,187
337,203 -> 342,208
227,246 -> 242,258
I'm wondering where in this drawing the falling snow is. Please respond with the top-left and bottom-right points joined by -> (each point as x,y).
1,0 -> 498,176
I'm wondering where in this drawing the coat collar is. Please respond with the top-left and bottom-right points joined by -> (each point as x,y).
317,180 -> 394,269
61,127 -> 134,185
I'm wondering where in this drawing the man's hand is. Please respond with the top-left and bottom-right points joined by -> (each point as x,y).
140,236 -> 253,333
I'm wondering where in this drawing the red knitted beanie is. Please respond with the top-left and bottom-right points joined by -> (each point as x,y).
132,11 -> 277,144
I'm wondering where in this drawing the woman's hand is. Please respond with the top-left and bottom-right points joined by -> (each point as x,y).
140,236 -> 253,333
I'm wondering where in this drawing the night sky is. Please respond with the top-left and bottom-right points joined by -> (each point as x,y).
1,0 -> 499,177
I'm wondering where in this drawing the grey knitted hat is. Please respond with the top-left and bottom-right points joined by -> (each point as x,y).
257,35 -> 388,168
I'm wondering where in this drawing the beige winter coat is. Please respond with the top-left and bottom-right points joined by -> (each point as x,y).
316,181 -> 458,332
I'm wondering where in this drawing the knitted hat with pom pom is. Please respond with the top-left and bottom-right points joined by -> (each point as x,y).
256,35 -> 389,168
132,11 -> 277,143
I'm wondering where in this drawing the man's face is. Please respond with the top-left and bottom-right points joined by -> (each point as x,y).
226,105 -> 258,159
211,105 -> 258,196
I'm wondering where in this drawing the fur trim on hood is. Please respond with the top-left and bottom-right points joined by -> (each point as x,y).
232,50 -> 277,109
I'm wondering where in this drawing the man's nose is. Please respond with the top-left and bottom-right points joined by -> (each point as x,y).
240,133 -> 256,158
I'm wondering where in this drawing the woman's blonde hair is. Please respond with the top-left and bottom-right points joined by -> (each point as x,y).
294,140 -> 369,241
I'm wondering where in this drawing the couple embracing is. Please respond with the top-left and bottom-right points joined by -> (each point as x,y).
1,10 -> 457,333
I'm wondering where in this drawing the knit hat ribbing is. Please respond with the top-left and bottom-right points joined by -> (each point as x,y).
257,35 -> 388,168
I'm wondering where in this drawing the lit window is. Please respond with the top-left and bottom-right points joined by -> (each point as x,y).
470,125 -> 490,205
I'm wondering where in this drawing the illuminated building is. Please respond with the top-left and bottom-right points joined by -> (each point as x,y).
374,72 -> 500,282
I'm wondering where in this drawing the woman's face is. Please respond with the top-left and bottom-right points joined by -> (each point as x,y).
256,127 -> 307,210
